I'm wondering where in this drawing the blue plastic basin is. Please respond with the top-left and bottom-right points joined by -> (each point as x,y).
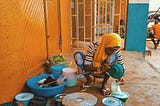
26,74 -> 65,97
51,65 -> 66,77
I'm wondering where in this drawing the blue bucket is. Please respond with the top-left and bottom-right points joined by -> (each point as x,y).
62,68 -> 77,87
51,65 -> 66,78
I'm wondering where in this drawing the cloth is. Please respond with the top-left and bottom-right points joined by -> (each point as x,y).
150,24 -> 160,39
93,33 -> 121,67
84,42 -> 124,68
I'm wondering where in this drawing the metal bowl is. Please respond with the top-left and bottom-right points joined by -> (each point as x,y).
102,97 -> 123,106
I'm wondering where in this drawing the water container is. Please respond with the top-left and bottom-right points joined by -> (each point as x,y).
62,68 -> 77,87
111,82 -> 122,95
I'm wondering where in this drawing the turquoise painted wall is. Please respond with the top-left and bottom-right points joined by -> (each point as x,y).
126,3 -> 149,54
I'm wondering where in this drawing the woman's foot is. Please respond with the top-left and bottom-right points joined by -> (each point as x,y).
79,84 -> 87,91
101,88 -> 111,96
154,44 -> 158,49
79,81 -> 93,92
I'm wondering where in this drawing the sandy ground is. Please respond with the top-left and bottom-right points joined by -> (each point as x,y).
145,40 -> 160,71
47,39 -> 160,106
59,51 -> 160,106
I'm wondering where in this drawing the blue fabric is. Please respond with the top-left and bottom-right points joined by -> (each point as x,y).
105,53 -> 118,64
74,52 -> 85,69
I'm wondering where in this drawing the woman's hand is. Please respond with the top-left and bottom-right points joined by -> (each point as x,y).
116,77 -> 125,85
100,63 -> 110,73
84,65 -> 99,72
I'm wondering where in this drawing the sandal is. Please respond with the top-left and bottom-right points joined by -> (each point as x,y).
84,81 -> 93,87
79,82 -> 93,92
79,84 -> 87,92
101,88 -> 111,96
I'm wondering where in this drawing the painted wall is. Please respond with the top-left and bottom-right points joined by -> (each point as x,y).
47,0 -> 61,55
126,0 -> 149,54
47,0 -> 71,56
0,0 -> 71,103
0,0 -> 47,103
61,0 -> 71,54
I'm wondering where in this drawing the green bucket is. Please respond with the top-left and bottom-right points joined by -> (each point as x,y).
108,63 -> 124,79
112,91 -> 130,103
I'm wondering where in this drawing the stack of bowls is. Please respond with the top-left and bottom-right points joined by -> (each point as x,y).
108,63 -> 125,79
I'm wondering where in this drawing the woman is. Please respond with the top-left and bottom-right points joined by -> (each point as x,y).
150,20 -> 160,49
75,33 -> 125,95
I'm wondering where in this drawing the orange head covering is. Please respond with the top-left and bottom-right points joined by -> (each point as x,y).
93,33 -> 121,67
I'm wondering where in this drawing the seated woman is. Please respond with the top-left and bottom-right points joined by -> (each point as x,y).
76,33 -> 125,95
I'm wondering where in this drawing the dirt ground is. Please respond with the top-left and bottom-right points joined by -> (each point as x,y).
46,39 -> 160,106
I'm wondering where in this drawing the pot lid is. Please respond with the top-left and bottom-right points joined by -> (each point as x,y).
62,92 -> 97,106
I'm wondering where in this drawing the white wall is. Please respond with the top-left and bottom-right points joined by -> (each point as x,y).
149,0 -> 160,11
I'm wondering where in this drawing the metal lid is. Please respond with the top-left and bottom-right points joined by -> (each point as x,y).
62,92 -> 97,106
102,97 -> 122,106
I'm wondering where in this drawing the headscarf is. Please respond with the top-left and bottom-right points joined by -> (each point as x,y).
93,33 -> 121,67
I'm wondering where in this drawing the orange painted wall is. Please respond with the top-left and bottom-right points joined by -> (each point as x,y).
60,0 -> 71,55
0,0 -> 47,103
47,0 -> 71,56
47,0 -> 61,55
0,0 -> 71,103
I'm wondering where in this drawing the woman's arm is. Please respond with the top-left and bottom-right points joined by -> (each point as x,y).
115,50 -> 125,70
100,49 -> 125,73
84,42 -> 98,65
